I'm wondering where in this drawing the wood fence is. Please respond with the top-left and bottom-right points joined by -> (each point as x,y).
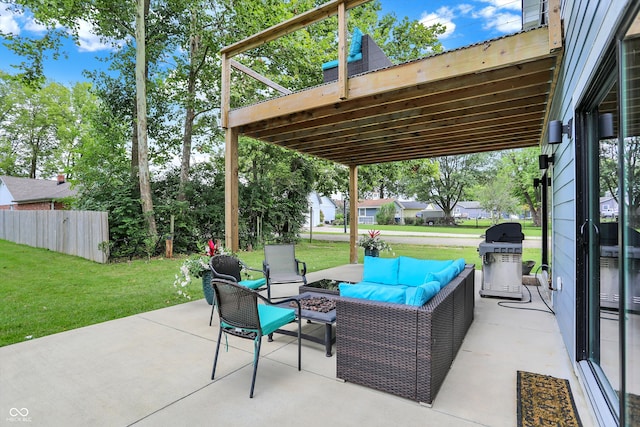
0,210 -> 109,263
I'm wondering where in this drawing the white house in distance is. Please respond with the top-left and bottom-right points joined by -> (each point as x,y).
305,191 -> 336,227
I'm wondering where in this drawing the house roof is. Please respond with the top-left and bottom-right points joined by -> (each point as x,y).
456,201 -> 482,209
358,198 -> 397,208
397,200 -> 427,210
0,176 -> 76,203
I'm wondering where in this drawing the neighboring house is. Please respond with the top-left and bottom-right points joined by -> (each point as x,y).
454,201 -> 491,219
305,191 -> 336,227
357,198 -> 402,224
396,200 -> 427,221
0,175 -> 76,210
599,195 -> 619,217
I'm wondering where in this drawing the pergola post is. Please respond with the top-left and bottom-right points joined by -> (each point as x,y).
349,165 -> 358,263
225,127 -> 239,252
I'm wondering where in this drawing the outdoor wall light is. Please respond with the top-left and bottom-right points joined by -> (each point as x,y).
533,177 -> 551,188
539,154 -> 554,170
599,113 -> 615,139
548,118 -> 573,144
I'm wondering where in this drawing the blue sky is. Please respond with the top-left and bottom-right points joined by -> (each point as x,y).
0,0 -> 523,85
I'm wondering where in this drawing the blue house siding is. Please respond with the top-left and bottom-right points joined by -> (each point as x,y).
548,1 -> 631,424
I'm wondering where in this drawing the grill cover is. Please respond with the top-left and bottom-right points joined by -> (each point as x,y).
484,222 -> 524,243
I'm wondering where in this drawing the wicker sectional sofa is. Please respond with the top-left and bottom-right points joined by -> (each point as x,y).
336,262 -> 475,405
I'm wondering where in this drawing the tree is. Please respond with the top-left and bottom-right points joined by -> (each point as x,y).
499,148 -> 542,226
0,76 -> 96,178
405,154 -> 490,223
134,0 -> 157,239
476,175 -> 520,224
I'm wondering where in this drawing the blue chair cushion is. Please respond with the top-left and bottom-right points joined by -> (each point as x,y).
349,27 -> 363,56
397,257 -> 454,286
239,278 -> 267,290
362,256 -> 400,285
339,283 -> 406,304
405,281 -> 440,306
258,304 -> 296,336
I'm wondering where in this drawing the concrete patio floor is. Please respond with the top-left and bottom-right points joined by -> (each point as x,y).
0,266 -> 596,426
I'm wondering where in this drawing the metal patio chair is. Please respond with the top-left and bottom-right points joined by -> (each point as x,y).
262,244 -> 307,299
210,278 -> 301,398
208,254 -> 266,325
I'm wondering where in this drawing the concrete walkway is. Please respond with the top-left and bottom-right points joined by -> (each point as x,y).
0,266 -> 595,427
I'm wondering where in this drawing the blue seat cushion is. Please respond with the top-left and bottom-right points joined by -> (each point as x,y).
397,257 -> 454,286
362,256 -> 400,285
405,281 -> 440,306
321,52 -> 363,70
239,278 -> 267,290
258,304 -> 296,336
339,283 -> 406,304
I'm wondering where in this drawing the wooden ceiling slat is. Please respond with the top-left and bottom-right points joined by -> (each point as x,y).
314,127 -> 542,160
291,110 -> 545,153
266,92 -> 549,149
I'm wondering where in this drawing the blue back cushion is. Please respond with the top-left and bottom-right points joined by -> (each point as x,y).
426,264 -> 460,289
339,283 -> 406,304
453,258 -> 466,274
349,27 -> 363,56
397,257 -> 454,286
405,281 -> 440,306
362,256 -> 399,285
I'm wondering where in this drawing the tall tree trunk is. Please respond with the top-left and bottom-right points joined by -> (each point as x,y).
178,18 -> 199,201
135,0 -> 157,238
131,102 -> 139,183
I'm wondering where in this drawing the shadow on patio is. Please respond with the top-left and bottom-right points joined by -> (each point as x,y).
0,266 -> 595,426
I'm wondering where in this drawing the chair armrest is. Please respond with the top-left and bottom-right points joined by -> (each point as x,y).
262,261 -> 270,279
240,260 -> 264,279
258,294 -> 302,315
295,259 -> 307,276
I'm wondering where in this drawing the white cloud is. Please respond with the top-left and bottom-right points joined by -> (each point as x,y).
479,0 -> 521,11
75,20 -> 113,52
23,17 -> 47,33
476,6 -> 522,33
420,6 -> 456,39
0,3 -> 21,35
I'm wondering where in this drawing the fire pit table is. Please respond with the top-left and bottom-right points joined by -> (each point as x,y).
271,292 -> 337,357
298,278 -> 353,295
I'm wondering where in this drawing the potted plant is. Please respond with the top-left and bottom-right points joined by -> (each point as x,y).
358,229 -> 392,257
173,240 -> 227,304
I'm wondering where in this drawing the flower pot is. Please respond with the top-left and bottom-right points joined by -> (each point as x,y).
202,270 -> 214,305
365,248 -> 380,257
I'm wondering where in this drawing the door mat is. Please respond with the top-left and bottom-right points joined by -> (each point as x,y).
517,371 -> 582,427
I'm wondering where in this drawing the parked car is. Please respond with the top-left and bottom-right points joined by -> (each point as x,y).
601,208 -> 618,218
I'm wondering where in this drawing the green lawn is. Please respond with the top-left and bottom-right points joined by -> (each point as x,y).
0,238 -> 540,347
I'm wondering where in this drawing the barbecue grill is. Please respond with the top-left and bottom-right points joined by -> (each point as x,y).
599,223 -> 640,311
479,222 -> 525,299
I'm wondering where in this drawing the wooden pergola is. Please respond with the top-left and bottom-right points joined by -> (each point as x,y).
220,0 -> 563,262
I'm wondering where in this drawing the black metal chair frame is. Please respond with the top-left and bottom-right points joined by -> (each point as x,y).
208,254 -> 266,325
210,278 -> 302,398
